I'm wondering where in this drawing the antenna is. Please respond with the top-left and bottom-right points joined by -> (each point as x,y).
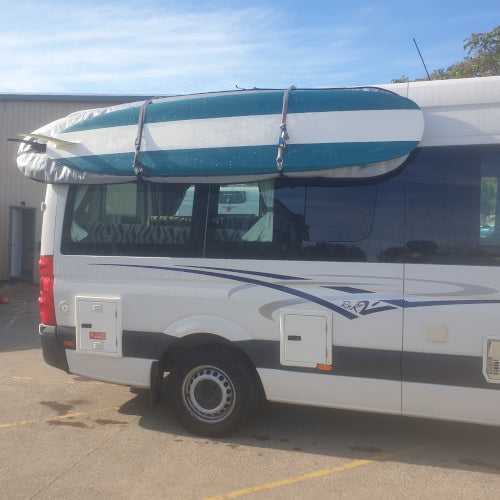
413,38 -> 431,80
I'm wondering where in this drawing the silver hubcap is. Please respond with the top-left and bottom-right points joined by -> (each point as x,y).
182,365 -> 236,423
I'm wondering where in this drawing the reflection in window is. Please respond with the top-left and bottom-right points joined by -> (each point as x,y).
406,145 -> 500,265
213,181 -> 274,245
480,164 -> 499,243
204,175 -> 404,262
276,183 -> 379,262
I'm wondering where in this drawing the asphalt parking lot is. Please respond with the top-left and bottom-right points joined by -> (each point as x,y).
1,282 -> 500,499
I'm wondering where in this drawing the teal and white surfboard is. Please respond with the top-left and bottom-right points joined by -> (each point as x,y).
22,88 -> 425,181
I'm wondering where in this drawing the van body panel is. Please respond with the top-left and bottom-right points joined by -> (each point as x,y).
258,368 -> 401,414
66,350 -> 153,387
403,383 -> 500,426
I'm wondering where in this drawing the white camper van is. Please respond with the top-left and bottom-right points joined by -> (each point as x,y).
38,77 -> 500,436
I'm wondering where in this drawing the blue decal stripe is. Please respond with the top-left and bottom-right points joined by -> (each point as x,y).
323,286 -> 375,294
90,263 -> 500,319
63,89 -> 419,133
180,265 -> 309,281
359,305 -> 398,315
92,263 -> 358,320
385,299 -> 500,308
54,141 -> 417,177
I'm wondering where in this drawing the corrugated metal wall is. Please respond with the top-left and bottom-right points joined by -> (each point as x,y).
0,96 -> 148,283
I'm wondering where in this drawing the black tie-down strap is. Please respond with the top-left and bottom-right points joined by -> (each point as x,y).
276,85 -> 296,172
132,98 -> 155,179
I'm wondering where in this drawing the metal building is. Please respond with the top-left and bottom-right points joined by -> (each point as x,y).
0,94 -> 154,283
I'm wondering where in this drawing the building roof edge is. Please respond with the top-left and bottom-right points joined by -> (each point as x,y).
0,93 -> 165,103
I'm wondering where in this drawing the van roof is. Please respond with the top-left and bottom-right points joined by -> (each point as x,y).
379,76 -> 500,147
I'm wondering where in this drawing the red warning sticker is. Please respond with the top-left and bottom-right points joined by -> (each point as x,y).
89,331 -> 106,340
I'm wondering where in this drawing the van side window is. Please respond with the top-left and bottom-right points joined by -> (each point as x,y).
61,182 -> 206,257
275,182 -> 385,262
205,176 -> 404,262
405,145 -> 500,265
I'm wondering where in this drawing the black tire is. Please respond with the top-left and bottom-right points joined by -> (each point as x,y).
169,345 -> 259,436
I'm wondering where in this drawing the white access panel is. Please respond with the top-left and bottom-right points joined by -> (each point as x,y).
484,337 -> 500,383
76,297 -> 122,357
280,310 -> 333,368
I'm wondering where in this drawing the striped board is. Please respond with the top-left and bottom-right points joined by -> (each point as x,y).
23,88 -> 425,182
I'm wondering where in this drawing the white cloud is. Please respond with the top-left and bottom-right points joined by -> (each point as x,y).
0,2 -> 367,94
1,0 -> 498,93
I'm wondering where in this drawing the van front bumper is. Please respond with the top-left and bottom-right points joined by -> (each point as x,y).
39,324 -> 76,373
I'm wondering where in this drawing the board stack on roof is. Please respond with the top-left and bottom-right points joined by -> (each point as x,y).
16,87 -> 424,184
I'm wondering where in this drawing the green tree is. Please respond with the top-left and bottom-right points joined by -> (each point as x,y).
481,177 -> 497,224
392,26 -> 500,82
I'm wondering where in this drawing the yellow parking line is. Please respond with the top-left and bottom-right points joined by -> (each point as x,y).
0,374 -> 109,386
204,440 -> 452,500
0,406 -> 120,429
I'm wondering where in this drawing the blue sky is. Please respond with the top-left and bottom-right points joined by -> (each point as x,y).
0,0 -> 498,95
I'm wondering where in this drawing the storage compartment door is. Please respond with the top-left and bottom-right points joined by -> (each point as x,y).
280,310 -> 333,368
76,297 -> 121,356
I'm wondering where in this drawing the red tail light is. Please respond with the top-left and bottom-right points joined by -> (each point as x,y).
39,256 -> 56,325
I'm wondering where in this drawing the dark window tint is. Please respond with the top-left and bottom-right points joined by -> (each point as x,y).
61,182 -> 207,257
60,145 -> 500,265
405,145 -> 500,265
304,185 -> 376,242
205,175 -> 404,262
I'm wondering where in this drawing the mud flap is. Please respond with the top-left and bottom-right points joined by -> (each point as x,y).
149,361 -> 163,406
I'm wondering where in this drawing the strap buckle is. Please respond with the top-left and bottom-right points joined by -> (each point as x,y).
276,85 -> 296,172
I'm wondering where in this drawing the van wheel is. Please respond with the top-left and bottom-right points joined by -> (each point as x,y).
169,346 -> 258,436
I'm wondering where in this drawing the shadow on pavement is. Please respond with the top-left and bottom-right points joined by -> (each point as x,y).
118,381 -> 500,476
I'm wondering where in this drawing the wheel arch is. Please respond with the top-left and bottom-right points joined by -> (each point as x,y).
163,314 -> 253,343
159,332 -> 265,402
